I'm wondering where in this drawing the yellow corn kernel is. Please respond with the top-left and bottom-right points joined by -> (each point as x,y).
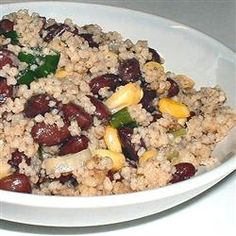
144,61 -> 164,72
55,69 -> 68,79
158,98 -> 190,118
93,149 -> 125,171
139,149 -> 158,164
0,161 -> 11,179
105,83 -> 143,112
104,126 -> 122,153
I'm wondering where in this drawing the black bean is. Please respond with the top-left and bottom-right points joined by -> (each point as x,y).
118,58 -> 141,82
60,103 -> 93,130
87,95 -> 111,121
118,127 -> 138,163
167,78 -> 179,97
79,33 -> 99,48
59,135 -> 89,156
0,76 -> 13,104
31,122 -> 70,146
0,173 -> 32,193
89,73 -> 121,94
148,48 -> 162,63
140,88 -> 157,113
171,162 -> 196,183
24,94 -> 55,118
42,23 -> 71,42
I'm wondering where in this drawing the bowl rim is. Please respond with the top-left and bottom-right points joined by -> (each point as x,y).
0,157 -> 235,208
0,1 -> 235,209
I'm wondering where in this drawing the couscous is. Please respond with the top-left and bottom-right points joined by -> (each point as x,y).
0,10 -> 235,196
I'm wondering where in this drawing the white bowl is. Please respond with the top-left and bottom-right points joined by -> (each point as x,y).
0,1 -> 235,227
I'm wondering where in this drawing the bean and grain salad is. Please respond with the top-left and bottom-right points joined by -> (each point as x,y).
0,10 -> 235,196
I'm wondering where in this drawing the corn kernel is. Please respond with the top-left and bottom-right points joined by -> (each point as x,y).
105,83 -> 143,112
144,61 -> 164,72
55,69 -> 68,79
139,149 -> 158,164
93,149 -> 125,171
104,126 -> 122,153
158,98 -> 190,118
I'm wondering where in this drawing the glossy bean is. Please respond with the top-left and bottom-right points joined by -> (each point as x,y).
87,95 -> 111,121
140,88 -> 156,113
59,135 -> 89,156
24,94 -> 55,118
31,122 -> 70,146
167,78 -> 179,97
171,162 -> 196,183
79,33 -> 99,48
61,103 -> 93,130
0,173 -> 32,193
42,23 -> 71,42
118,127 -> 138,163
118,58 -> 141,82
148,48 -> 162,63
89,73 -> 121,94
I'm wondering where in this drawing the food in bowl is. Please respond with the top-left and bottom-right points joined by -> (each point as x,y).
0,10 -> 235,196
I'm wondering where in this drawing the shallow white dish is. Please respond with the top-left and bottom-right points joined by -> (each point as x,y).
0,1 -> 235,227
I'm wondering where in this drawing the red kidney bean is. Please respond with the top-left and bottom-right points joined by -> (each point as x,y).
60,103 -> 93,130
118,58 -> 141,82
0,49 -> 19,69
0,49 -> 12,68
79,33 -> 99,48
42,23 -> 71,42
8,150 -> 31,171
89,73 -> 121,94
59,135 -> 89,156
0,19 -> 14,33
148,48 -> 162,63
0,173 -> 32,193
58,174 -> 78,186
0,76 -> 13,104
31,122 -> 70,146
171,162 -> 196,183
167,78 -> 179,97
24,94 -> 56,118
118,127 -> 138,163
87,95 -> 111,121
140,88 -> 157,113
